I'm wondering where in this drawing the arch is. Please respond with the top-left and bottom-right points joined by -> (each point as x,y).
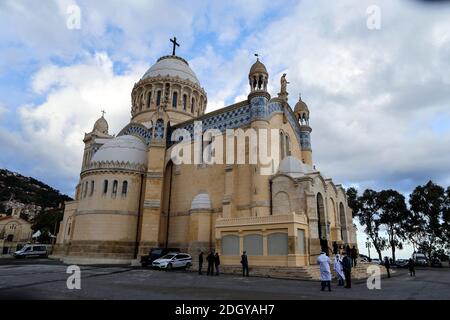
285,134 -> 291,156
172,91 -> 178,108
280,131 -> 285,159
154,119 -> 165,139
156,90 -> 162,106
339,202 -> 348,243
267,233 -> 288,255
329,197 -> 337,227
182,94 -> 187,110
103,180 -> 108,194
122,181 -> 128,196
243,234 -> 263,256
222,235 -> 240,256
147,90 -> 152,109
112,180 -> 118,197
273,191 -> 291,215
316,192 -> 328,252
191,97 -> 195,113
90,180 -> 94,196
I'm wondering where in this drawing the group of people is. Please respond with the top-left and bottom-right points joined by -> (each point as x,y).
332,242 -> 358,267
198,250 -> 250,277
317,250 -> 353,291
198,251 -> 221,276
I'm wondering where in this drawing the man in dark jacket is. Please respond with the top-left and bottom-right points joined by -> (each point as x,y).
214,252 -> 221,276
351,246 -> 358,267
332,241 -> 338,255
384,256 -> 391,278
342,252 -> 352,288
345,244 -> 351,257
408,258 -> 415,277
241,251 -> 249,277
198,251 -> 204,275
206,251 -> 215,276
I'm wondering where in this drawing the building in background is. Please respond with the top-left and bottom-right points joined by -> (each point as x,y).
0,206 -> 32,255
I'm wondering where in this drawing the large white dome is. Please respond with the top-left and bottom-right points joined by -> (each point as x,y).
91,135 -> 147,166
141,55 -> 200,85
278,156 -> 312,178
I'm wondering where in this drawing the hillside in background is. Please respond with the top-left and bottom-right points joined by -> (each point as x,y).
0,168 -> 72,222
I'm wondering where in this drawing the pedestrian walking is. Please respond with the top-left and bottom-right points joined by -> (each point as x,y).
351,245 -> 358,267
206,251 -> 215,276
384,256 -> 391,278
342,251 -> 352,288
214,252 -> 221,276
408,258 -> 415,277
334,253 -> 345,286
241,251 -> 249,277
198,251 -> 204,275
317,251 -> 332,291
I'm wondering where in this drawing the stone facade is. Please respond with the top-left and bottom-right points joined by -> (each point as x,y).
0,207 -> 32,255
53,54 -> 357,266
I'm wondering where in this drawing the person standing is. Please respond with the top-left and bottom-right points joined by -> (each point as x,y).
384,256 -> 391,278
334,254 -> 345,286
345,244 -> 351,257
351,246 -> 358,267
332,241 -> 338,255
241,251 -> 249,277
198,251 -> 204,275
342,251 -> 352,288
206,251 -> 215,276
408,258 -> 415,277
214,252 -> 221,276
317,251 -> 332,291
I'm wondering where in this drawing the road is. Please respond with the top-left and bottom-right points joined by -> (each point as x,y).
0,259 -> 449,300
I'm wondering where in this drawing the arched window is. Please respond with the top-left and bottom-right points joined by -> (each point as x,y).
90,181 -> 94,196
172,92 -> 178,108
191,98 -> 195,113
122,181 -> 128,196
147,91 -> 152,109
112,180 -> 118,197
280,132 -> 285,159
183,94 -> 187,110
103,180 -> 108,194
285,134 -> 291,156
83,181 -> 88,198
156,90 -> 161,106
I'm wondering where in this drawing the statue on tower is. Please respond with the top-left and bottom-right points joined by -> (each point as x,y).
278,73 -> 289,102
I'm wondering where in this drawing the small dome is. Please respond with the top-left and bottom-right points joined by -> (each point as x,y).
91,135 -> 147,166
141,55 -> 200,85
190,192 -> 212,210
249,59 -> 268,76
93,116 -> 108,135
294,96 -> 309,114
278,156 -> 312,178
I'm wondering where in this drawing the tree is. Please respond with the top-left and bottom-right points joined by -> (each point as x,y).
378,189 -> 408,262
32,208 -> 64,239
346,187 -> 360,218
350,189 -> 387,260
409,181 -> 449,261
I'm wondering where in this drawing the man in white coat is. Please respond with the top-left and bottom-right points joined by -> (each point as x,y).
334,254 -> 345,286
317,251 -> 332,291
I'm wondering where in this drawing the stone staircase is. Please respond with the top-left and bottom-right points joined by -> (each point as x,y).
219,262 -> 389,281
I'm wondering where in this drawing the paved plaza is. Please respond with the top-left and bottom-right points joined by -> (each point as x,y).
0,259 -> 449,300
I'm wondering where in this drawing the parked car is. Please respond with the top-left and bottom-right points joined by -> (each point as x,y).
13,244 -> 47,259
395,259 -> 409,268
152,253 -> 192,270
140,248 -> 180,267
412,253 -> 428,266
430,258 -> 443,268
370,258 -> 381,264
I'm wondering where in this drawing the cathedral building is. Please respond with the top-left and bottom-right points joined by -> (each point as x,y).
53,45 -> 357,266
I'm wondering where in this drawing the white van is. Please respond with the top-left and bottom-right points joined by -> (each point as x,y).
13,244 -> 48,259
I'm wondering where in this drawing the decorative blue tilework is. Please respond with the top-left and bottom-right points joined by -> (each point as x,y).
250,96 -> 268,120
154,119 -> 165,139
118,124 -> 152,145
300,131 -> 312,150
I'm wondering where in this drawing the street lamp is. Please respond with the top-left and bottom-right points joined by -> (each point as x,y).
365,237 -> 371,259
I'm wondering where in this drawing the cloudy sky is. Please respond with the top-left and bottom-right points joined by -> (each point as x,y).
1,0 -> 449,256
